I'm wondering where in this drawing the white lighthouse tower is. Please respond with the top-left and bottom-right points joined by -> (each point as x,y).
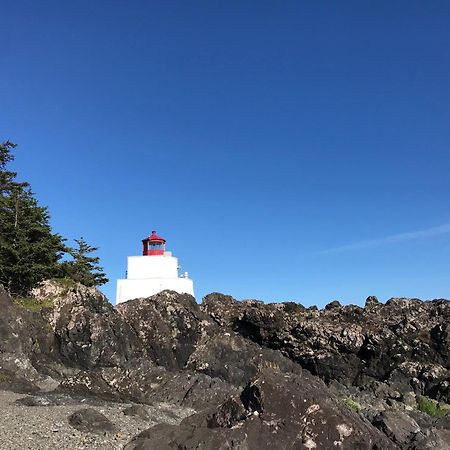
116,231 -> 194,304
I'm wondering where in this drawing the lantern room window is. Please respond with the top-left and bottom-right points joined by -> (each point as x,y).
142,230 -> 166,256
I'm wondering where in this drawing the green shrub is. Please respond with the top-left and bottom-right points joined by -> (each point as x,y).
417,396 -> 450,417
344,398 -> 361,411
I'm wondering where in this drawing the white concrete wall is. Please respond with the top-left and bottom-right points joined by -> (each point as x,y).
116,277 -> 194,304
127,255 -> 178,279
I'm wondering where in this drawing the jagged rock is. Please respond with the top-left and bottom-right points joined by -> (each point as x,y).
201,293 -> 450,402
434,415 -> 450,430
372,410 -> 421,446
365,296 -> 380,307
31,279 -> 73,302
116,291 -> 205,370
325,299 -> 342,310
0,285 -> 59,391
0,368 -> 40,394
206,397 -> 246,428
409,427 -> 450,449
68,408 -> 116,434
117,291 -> 302,388
126,369 -> 394,449
58,362 -> 240,410
185,324 -> 303,387
0,285 -> 27,354
43,282 -> 142,369
1,281 -> 450,449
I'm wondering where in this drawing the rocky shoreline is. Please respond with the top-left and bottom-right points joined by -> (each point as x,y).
0,280 -> 449,448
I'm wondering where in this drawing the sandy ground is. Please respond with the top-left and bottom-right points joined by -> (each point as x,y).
0,390 -> 194,450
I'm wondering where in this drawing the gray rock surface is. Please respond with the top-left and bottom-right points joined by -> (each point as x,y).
202,292 -> 450,403
372,410 -> 420,446
123,405 -> 150,420
0,281 -> 449,449
68,408 -> 117,434
126,369 -> 394,449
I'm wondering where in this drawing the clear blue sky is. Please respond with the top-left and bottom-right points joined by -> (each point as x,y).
2,1 -> 450,307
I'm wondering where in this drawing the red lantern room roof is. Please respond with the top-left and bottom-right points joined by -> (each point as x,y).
142,230 -> 166,256
145,230 -> 166,243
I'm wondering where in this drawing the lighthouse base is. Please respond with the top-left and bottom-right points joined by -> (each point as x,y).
115,277 -> 194,304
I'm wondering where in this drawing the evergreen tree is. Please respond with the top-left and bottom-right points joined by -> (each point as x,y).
62,237 -> 108,287
0,141 -> 17,190
0,141 -> 67,296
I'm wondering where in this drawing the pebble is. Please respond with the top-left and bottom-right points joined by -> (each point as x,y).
0,389 -> 194,449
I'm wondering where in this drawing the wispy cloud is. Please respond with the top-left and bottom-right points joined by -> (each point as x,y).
318,222 -> 450,255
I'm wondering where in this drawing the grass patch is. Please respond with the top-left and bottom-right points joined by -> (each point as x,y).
13,297 -> 54,311
344,398 -> 361,411
417,396 -> 450,417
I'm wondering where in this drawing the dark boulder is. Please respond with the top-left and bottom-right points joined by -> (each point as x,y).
372,411 -> 421,447
123,405 -> 150,420
0,285 -> 27,354
68,408 -> 116,434
409,428 -> 450,449
365,296 -> 380,308
116,291 -> 205,371
0,285 -> 59,390
40,282 -> 142,369
59,362 -> 240,410
325,300 -> 342,310
125,368 -> 394,449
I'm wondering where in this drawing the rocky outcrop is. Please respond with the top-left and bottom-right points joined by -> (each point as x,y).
36,281 -> 142,369
0,285 -> 57,392
115,292 -> 302,387
0,280 -> 449,449
126,368 -> 394,450
116,292 -> 204,371
198,293 -> 450,448
202,293 -> 450,404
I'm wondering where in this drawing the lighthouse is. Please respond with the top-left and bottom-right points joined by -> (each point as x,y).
116,231 -> 194,304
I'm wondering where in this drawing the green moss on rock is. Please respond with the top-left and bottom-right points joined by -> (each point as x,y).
417,396 -> 450,417
13,297 -> 54,311
344,398 -> 361,411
